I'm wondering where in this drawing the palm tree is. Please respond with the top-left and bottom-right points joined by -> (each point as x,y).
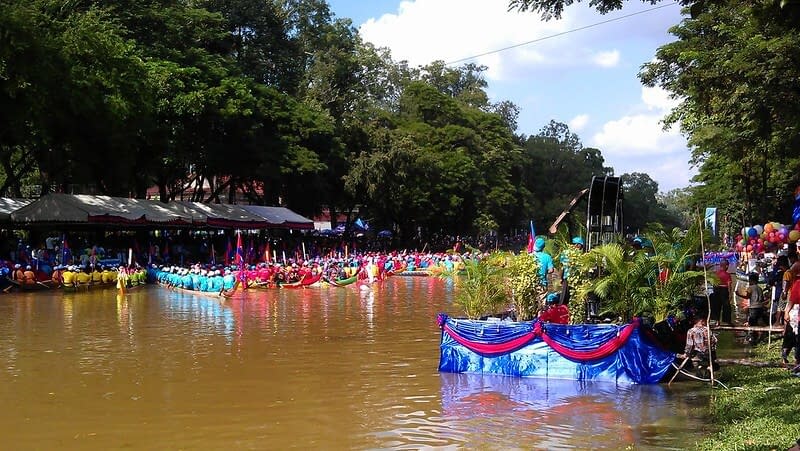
577,243 -> 655,321
575,222 -> 712,323
646,225 -> 709,321
454,254 -> 508,319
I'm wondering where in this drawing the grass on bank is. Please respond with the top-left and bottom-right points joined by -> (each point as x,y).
693,341 -> 800,451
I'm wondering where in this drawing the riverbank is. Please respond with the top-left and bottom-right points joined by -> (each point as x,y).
694,343 -> 800,450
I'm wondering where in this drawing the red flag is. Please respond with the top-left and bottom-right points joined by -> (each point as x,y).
526,220 -> 536,253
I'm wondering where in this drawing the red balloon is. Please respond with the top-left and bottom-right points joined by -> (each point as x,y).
779,233 -> 786,241
747,244 -> 753,252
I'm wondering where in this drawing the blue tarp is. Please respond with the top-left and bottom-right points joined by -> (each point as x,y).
438,317 -> 675,384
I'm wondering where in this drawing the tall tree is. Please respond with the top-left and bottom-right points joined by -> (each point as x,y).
640,0 -> 800,230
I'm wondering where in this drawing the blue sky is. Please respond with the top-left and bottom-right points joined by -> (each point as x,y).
326,0 -> 691,192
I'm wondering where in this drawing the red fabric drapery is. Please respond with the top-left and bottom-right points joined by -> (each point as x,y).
540,320 -> 638,361
442,324 -> 536,356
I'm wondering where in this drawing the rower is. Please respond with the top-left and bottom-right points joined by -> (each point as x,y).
22,265 -> 36,286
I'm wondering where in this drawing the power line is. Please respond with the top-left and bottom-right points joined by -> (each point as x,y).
445,2 -> 679,66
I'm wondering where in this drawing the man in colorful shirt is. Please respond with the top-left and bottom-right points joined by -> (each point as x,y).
682,316 -> 718,371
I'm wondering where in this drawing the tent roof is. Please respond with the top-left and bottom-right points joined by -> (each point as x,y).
0,198 -> 33,222
8,194 -> 309,229
10,194 -> 191,225
173,201 -> 270,228
240,205 -> 314,229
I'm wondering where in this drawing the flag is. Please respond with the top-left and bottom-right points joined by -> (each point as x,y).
526,220 -> 536,253
354,218 -> 369,231
234,231 -> 245,267
61,235 -> 71,264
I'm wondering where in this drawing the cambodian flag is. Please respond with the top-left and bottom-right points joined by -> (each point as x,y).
526,220 -> 536,253
235,231 -> 245,266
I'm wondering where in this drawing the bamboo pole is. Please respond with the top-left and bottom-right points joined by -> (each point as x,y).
698,211 -> 714,387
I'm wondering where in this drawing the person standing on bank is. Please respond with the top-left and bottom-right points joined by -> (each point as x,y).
784,255 -> 800,369
712,259 -> 733,324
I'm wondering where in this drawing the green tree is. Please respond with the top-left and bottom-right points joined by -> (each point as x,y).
639,1 -> 800,229
521,121 -> 611,234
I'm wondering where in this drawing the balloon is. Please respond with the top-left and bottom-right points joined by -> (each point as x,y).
769,231 -> 776,239
780,226 -> 789,236
764,223 -> 774,233
746,245 -> 753,252
755,225 -> 764,235
789,230 -> 800,243
748,227 -> 758,238
779,233 -> 786,242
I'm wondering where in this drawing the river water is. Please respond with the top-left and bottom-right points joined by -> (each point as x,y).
0,277 -> 712,449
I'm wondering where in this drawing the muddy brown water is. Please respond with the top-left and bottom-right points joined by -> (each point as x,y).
0,278 -> 711,449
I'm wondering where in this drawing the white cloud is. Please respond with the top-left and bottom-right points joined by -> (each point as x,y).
641,85 -> 681,111
590,86 -> 692,191
592,114 -> 683,157
592,50 -> 620,68
359,0 -> 632,80
568,114 -> 589,131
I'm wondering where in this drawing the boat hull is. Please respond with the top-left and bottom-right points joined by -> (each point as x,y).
438,315 -> 675,384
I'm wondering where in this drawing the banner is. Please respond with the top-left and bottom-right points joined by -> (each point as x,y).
704,207 -> 717,236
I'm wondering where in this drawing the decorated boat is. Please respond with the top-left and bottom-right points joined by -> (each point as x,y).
396,270 -> 432,277
324,272 -> 358,287
157,281 -> 235,299
437,314 -> 675,384
280,272 -> 323,289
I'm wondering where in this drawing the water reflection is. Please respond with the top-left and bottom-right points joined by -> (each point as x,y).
437,373 -> 702,449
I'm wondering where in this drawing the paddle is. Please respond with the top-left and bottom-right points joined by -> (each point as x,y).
668,354 -> 692,386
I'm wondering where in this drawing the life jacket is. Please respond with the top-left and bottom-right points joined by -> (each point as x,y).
52,269 -> 64,285
22,270 -> 36,285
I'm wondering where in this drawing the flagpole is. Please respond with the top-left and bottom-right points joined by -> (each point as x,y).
302,242 -> 307,261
